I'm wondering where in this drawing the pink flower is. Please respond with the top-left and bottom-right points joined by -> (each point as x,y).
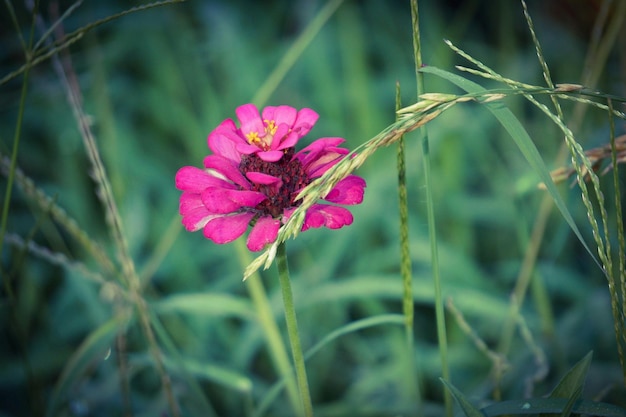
175,104 -> 366,251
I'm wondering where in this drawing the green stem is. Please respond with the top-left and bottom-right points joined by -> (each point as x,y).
276,243 -> 313,417
396,82 -> 421,407
396,83 -> 414,350
0,0 -> 37,288
410,1 -> 451,416
235,240 -> 301,415
0,65 -> 28,283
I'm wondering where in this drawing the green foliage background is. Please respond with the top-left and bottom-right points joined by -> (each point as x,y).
1,1 -> 625,416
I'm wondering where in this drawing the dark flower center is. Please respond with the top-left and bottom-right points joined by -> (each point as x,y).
239,148 -> 310,218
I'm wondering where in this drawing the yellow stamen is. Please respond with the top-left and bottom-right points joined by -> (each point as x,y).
264,119 -> 277,135
246,131 -> 262,146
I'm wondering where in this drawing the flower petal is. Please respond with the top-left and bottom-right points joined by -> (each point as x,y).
203,154 -> 249,187
302,204 -> 353,231
271,123 -> 292,148
295,137 -> 348,177
292,108 -> 319,136
257,150 -> 286,162
282,207 -> 297,223
324,175 -> 366,205
175,166 -> 233,192
274,108 -> 319,150
247,216 -> 280,251
201,187 -> 266,213
236,142 -> 264,155
246,171 -> 283,194
203,212 -> 254,244
263,105 -> 297,128
246,172 -> 283,187
179,193 -> 214,231
236,104 -> 265,136
208,119 -> 244,163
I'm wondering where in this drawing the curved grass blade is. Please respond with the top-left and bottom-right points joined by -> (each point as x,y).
253,314 -> 405,417
153,293 -> 256,320
149,310 -> 218,416
419,65 -> 600,269
45,314 -> 129,417
130,354 -> 253,394
1,0 -> 186,86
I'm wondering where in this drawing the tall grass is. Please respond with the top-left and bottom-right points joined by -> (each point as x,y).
1,1 -> 625,416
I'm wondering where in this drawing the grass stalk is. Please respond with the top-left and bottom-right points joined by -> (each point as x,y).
235,240 -> 302,415
45,16 -> 180,415
0,70 -> 29,285
410,1 -> 451,416
395,82 -> 413,350
395,81 -> 421,408
0,11 -> 39,413
0,0 -> 185,87
494,1 -> 624,373
607,99 -> 626,383
0,152 -> 118,277
276,243 -> 313,417
0,0 -> 37,291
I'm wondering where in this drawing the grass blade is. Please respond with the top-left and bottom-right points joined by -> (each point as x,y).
440,378 -> 485,417
419,65 -> 600,270
45,315 -> 128,417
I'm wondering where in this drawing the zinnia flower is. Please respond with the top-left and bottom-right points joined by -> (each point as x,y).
175,103 -> 366,251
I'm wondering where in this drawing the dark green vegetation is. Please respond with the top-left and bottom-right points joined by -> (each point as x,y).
1,1 -> 625,416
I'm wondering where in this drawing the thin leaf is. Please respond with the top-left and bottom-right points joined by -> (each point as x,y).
483,398 -> 626,417
153,293 -> 255,320
130,354 -> 253,394
420,65 -> 601,270
549,351 -> 593,399
440,378 -> 486,417
253,314 -> 405,417
45,315 -> 129,417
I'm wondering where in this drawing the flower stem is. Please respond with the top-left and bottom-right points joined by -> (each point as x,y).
276,243 -> 313,417
235,240 -> 301,415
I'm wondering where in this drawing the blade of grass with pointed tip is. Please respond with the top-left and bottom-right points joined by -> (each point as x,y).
419,65 -> 600,269
549,351 -> 592,399
440,378 -> 486,417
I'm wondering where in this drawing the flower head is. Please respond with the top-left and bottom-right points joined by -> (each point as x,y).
175,104 -> 366,251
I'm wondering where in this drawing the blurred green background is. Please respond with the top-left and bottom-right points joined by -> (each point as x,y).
1,1 -> 625,416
